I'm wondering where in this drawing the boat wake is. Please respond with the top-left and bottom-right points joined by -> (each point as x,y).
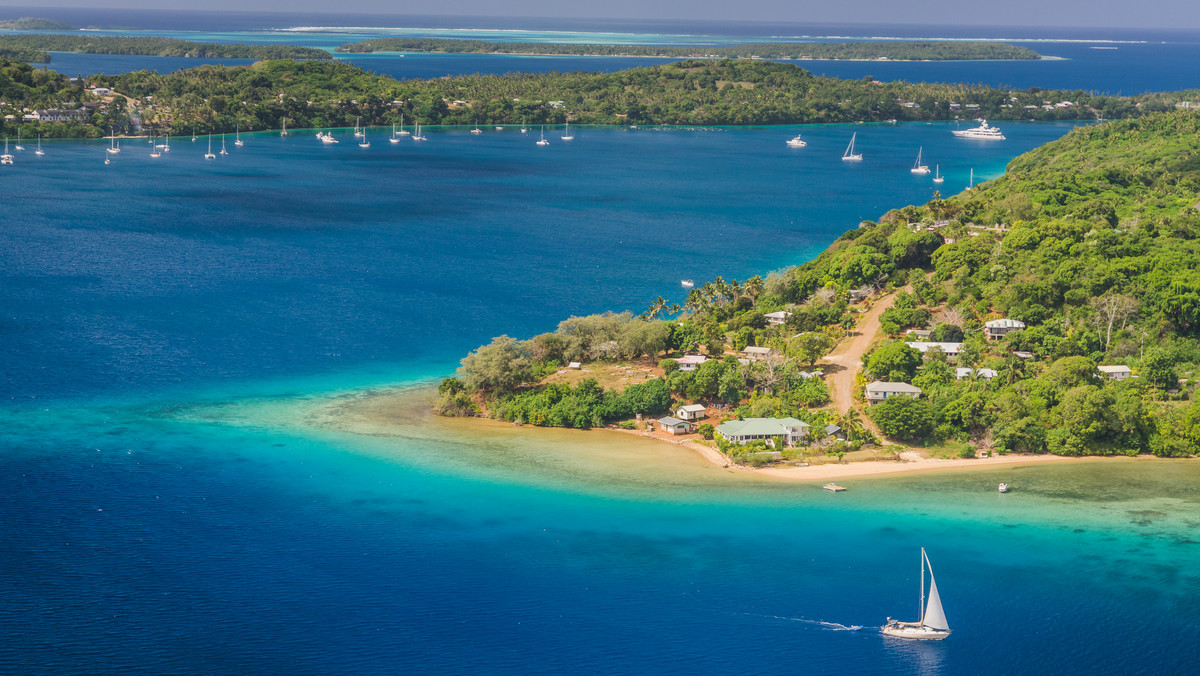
756,614 -> 866,632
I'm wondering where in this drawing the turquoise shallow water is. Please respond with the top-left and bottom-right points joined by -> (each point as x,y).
3,123 -> 1198,673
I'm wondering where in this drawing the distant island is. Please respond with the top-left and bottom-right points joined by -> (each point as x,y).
437,110 -> 1200,465
0,34 -> 332,62
0,17 -> 75,31
2,58 -> 1197,140
335,38 -> 1042,62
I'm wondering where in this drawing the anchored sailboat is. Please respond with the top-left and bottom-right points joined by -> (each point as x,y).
219,134 -> 228,156
933,165 -> 944,184
281,119 -> 289,137
842,132 -> 862,161
881,548 -> 951,640
396,114 -> 411,136
389,123 -> 401,143
561,121 -> 574,141
107,128 -> 121,154
910,147 -> 930,174
234,124 -> 244,147
204,136 -> 216,159
35,135 -> 45,156
536,125 -> 550,146
1,138 -> 13,165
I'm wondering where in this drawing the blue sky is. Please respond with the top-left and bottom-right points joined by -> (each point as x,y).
3,1 -> 1200,29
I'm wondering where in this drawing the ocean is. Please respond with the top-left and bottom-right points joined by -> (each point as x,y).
2,10 -> 1199,674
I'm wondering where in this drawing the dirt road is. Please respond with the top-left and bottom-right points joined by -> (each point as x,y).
822,292 -> 897,413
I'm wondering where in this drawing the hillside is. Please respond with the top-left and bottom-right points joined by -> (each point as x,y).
444,111 -> 1200,459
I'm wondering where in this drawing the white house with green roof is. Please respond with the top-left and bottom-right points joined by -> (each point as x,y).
715,417 -> 810,447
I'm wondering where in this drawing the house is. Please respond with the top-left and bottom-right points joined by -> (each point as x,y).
90,87 -> 111,96
956,368 -> 998,380
906,329 -> 933,340
865,381 -> 923,403
1013,350 -> 1036,360
743,346 -> 774,361
715,417 -> 810,447
675,354 -> 708,372
849,289 -> 871,304
1098,365 -> 1132,381
675,404 -> 707,421
764,310 -> 792,326
984,318 -> 1026,340
905,341 -> 963,358
658,417 -> 693,435
824,424 -> 847,441
29,108 -> 89,123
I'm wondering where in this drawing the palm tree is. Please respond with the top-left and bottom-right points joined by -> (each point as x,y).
644,296 -> 668,320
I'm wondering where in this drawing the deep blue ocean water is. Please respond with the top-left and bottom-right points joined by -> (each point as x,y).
2,10 -> 1199,673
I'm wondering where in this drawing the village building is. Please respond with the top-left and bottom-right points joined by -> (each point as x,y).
1013,350 -> 1036,360
865,381 -> 923,403
956,368 -> 998,380
674,354 -> 708,372
824,424 -> 847,441
905,329 -> 933,340
764,310 -> 792,326
742,346 -> 775,361
715,417 -> 810,447
675,404 -> 707,422
983,318 -> 1026,340
1098,365 -> 1133,381
657,417 -> 693,435
905,341 -> 963,358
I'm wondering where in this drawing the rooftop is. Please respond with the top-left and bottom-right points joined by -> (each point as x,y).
865,381 -> 923,394
716,417 -> 810,437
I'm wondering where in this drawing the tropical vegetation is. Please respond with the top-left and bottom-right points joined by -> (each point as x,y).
0,34 -> 331,62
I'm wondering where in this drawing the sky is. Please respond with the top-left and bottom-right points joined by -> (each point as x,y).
2,0 -> 1200,30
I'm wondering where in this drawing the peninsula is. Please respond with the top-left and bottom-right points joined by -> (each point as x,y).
437,111 -> 1200,467
335,38 -> 1041,62
0,34 -> 332,62
0,17 -> 75,31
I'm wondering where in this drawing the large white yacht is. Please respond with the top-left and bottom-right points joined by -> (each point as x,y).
952,119 -> 1006,140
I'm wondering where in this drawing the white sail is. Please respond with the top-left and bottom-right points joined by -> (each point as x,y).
922,551 -> 950,631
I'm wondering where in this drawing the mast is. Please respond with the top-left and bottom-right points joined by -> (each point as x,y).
919,547 -> 926,625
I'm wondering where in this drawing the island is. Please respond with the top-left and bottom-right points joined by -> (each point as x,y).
335,38 -> 1042,62
0,17 -> 76,31
435,110 -> 1200,469
0,34 -> 332,62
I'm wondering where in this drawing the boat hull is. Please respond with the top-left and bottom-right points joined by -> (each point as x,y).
881,624 -> 950,640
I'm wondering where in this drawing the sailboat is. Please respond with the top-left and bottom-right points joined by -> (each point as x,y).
1,138 -> 13,165
841,132 -> 862,161
162,135 -> 171,153
881,548 -> 951,640
104,151 -> 110,165
149,135 -> 161,158
219,134 -> 228,155
204,136 -> 216,159
389,123 -> 401,144
354,117 -> 364,138
412,122 -> 427,142
561,121 -> 574,141
234,124 -> 244,147
536,125 -> 550,146
520,119 -> 528,134
470,119 -> 483,135
34,135 -> 45,156
933,165 -> 944,184
967,168 -> 975,190
14,131 -> 24,151
910,147 -> 930,174
281,119 -> 289,137
107,129 -> 121,154
396,114 -> 410,136
359,128 -> 370,148
192,127 -> 198,142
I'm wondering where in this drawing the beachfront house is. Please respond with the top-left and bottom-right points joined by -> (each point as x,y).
657,417 -> 693,435
905,341 -> 963,359
675,354 -> 708,372
715,417 -> 810,447
824,424 -> 847,441
984,318 -> 1026,340
764,311 -> 792,326
865,381 -> 923,404
743,346 -> 775,361
675,404 -> 707,422
1098,365 -> 1133,381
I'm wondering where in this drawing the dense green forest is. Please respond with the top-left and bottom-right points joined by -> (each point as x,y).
3,57 -> 1198,140
0,17 -> 75,30
0,45 -> 49,62
442,111 -> 1200,458
0,34 -> 331,61
336,38 -> 1040,61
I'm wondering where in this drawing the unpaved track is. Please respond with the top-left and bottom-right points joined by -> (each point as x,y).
822,292 -> 896,413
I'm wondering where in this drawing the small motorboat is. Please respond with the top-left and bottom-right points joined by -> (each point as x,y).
823,483 -> 847,492
681,279 -> 694,288
998,483 -> 1010,493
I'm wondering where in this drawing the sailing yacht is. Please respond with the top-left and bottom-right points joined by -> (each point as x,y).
354,117 -> 364,138
150,135 -> 162,158
412,123 -> 427,142
107,129 -> 121,154
786,134 -> 807,148
162,135 -> 171,153
14,132 -> 24,151
34,135 -> 45,156
841,132 -> 862,161
396,114 -> 411,136
389,123 -> 401,144
219,134 -> 228,155
521,119 -> 528,134
204,136 -> 216,159
1,138 -> 13,165
967,168 -> 975,190
910,147 -> 930,174
561,121 -> 574,141
471,120 -> 483,135
536,125 -> 550,146
281,119 -> 289,137
192,127 -> 198,142
234,124 -> 244,147
933,165 -> 944,184
881,548 -> 951,640
359,129 -> 370,148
